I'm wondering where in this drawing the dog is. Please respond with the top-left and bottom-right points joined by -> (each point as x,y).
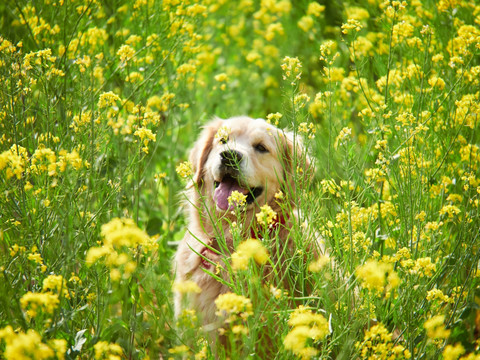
173,116 -> 323,333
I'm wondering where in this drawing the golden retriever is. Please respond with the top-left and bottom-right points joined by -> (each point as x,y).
173,116 -> 323,331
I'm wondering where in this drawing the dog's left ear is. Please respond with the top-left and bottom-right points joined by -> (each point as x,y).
278,131 -> 315,195
188,118 -> 223,187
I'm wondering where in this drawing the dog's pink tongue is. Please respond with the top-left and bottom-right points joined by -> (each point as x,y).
214,179 -> 247,210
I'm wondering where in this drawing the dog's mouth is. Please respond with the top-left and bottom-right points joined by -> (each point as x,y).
213,174 -> 263,211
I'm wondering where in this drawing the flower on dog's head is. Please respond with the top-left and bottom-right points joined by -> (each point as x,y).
256,204 -> 277,227
176,161 -> 193,178
228,190 -> 247,208
231,238 -> 269,271
215,125 -> 231,143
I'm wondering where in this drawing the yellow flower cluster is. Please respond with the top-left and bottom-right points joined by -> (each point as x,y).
283,306 -> 329,359
334,127 -> 352,149
176,160 -> 194,179
0,326 -> 67,360
214,125 -> 231,143
133,127 -> 156,154
228,190 -> 247,209
231,238 -> 269,271
19,274 -> 70,319
20,292 -> 60,318
355,323 -> 411,359
355,260 -> 400,296
256,204 -> 277,227
424,314 -> 450,340
266,112 -> 283,126
215,292 -> 253,323
86,218 -> 157,281
401,257 -> 437,277
94,341 -> 123,360
98,91 -> 121,109
341,19 -> 363,35
0,145 -> 28,180
426,288 -> 453,304
117,44 -> 135,64
281,56 -> 302,85
42,274 -> 69,298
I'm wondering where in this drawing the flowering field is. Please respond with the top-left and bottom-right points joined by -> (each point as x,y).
1,0 -> 479,359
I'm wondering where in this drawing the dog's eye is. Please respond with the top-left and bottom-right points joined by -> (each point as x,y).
254,143 -> 268,153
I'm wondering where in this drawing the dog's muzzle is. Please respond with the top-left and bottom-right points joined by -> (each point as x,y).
213,150 -> 263,210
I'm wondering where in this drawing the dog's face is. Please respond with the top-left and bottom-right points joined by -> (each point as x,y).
189,116 -> 307,213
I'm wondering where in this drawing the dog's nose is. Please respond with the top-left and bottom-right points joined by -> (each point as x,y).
220,150 -> 243,168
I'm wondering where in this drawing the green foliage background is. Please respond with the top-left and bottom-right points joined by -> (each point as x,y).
0,0 -> 479,359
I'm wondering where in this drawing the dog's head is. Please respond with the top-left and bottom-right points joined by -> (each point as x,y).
188,116 -> 312,213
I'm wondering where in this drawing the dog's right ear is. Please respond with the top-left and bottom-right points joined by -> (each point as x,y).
188,118 -> 223,187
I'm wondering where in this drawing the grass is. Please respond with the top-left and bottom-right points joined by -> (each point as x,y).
0,0 -> 479,359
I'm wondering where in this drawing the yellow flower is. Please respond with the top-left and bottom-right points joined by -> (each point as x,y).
214,125 -> 231,143
100,218 -> 150,248
256,204 -> 277,227
134,127 -> 156,153
334,127 -> 352,149
173,280 -> 202,294
308,254 -> 330,272
98,91 -> 120,109
284,306 -> 329,359
355,260 -> 399,294
281,56 -> 302,84
356,323 -> 410,359
0,327 -> 57,360
125,71 -> 144,83
439,204 -> 461,219
298,16 -> 314,33
426,288 -> 453,304
424,314 -> 451,339
176,62 -> 197,75
231,238 -> 269,271
214,73 -> 228,82
411,257 -> 437,277
94,341 -> 123,360
215,292 -> 253,320
228,190 -> 247,208
28,252 -> 44,265
341,19 -> 363,35
20,291 -> 60,316
307,2 -> 325,17
266,112 -> 283,125
231,324 -> 249,336
428,75 -> 446,90
443,343 -> 465,360
168,345 -> 190,355
117,44 -> 135,64
43,274 -> 69,298
176,161 -> 193,178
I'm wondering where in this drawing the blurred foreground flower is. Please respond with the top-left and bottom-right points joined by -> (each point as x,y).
284,306 -> 329,359
215,292 -> 253,322
231,238 -> 269,271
